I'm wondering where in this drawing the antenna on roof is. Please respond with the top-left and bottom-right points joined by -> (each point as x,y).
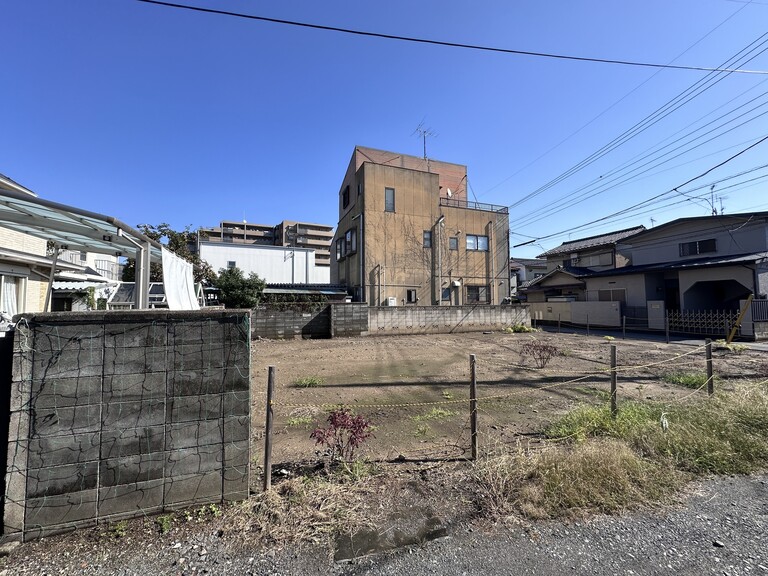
412,120 -> 437,169
650,217 -> 656,227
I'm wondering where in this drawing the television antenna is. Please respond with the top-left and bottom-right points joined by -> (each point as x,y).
412,121 -> 437,162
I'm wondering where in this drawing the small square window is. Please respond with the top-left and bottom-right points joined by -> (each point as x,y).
441,287 -> 451,301
449,237 -> 458,250
227,261 -> 236,269
385,187 -> 395,212
406,289 -> 417,303
423,231 -> 432,248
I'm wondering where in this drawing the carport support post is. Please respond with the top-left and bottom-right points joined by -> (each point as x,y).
610,344 -> 617,418
263,366 -> 276,491
705,339 -> 714,397
469,354 -> 478,461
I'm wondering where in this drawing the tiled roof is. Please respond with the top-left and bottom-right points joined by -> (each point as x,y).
537,226 -> 645,258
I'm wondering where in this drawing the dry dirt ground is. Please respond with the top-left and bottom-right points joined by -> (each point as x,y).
2,331 -> 766,575
252,331 -> 765,470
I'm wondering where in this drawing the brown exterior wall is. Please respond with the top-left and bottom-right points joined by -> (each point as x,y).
332,148 -> 510,307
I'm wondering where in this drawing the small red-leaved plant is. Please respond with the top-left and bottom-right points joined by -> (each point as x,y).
310,408 -> 374,463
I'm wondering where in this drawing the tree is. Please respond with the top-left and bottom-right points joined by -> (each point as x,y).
121,223 -> 216,284
215,267 -> 265,309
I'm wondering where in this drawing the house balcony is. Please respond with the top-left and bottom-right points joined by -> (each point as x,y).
440,197 -> 509,213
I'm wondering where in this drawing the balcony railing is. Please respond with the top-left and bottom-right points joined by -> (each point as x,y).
440,197 -> 509,213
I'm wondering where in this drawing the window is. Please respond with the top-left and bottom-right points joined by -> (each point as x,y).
679,239 -> 717,257
336,238 -> 346,261
406,289 -> 417,303
597,289 -> 626,303
384,187 -> 395,212
342,185 -> 350,209
1,274 -> 25,316
423,230 -> 432,248
79,251 -> 87,262
572,252 -> 613,267
441,287 -> 451,301
466,234 -> 489,251
449,237 -> 458,250
466,285 -> 489,303
227,261 -> 236,269
345,228 -> 357,254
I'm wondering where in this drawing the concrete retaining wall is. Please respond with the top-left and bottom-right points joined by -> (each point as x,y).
368,305 -> 529,335
251,303 -> 368,339
3,309 -> 251,542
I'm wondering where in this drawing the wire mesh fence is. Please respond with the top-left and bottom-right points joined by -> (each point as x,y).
252,332 -> 766,488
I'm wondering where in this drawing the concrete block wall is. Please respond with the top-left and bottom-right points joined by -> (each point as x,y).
251,306 -> 331,339
368,305 -> 530,335
3,309 -> 251,542
330,303 -> 368,337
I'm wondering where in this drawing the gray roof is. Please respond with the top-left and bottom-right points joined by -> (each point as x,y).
537,226 -> 646,258
509,257 -> 547,268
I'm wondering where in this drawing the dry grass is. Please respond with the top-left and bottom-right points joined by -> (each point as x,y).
473,440 -> 683,520
223,470 -> 378,545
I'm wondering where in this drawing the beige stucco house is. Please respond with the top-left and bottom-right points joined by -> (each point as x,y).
331,146 -> 510,306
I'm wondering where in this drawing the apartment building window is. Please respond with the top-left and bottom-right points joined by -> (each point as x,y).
406,289 -> 417,303
423,231 -> 432,248
441,287 -> 451,301
449,237 -> 458,250
342,185 -> 350,209
227,261 -> 236,269
79,251 -> 87,262
466,234 -> 489,251
679,239 -> 716,257
466,285 -> 489,303
384,187 -> 395,212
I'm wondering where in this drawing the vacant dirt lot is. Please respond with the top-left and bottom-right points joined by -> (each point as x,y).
251,331 -> 765,469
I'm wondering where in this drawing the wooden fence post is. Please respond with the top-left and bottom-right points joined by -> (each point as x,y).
586,314 -> 590,336
705,339 -> 714,397
665,315 -> 670,344
470,354 -> 478,461
610,344 -> 617,418
263,366 -> 275,491
558,314 -> 561,334
622,315 -> 626,340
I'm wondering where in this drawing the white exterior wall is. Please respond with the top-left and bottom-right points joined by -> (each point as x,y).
199,242 -> 329,284
0,226 -> 48,313
585,274 -> 647,308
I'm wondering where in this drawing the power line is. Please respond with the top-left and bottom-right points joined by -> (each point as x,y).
514,136 -> 768,246
479,0 -> 758,198
136,0 -> 768,74
507,32 -> 768,211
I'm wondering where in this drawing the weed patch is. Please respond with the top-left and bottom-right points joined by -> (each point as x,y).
662,371 -> 709,389
520,340 -> 559,369
295,376 -> 324,388
411,407 -> 456,422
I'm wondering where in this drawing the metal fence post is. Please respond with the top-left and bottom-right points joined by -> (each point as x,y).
705,339 -> 714,397
610,344 -> 617,418
263,366 -> 275,491
470,354 -> 478,461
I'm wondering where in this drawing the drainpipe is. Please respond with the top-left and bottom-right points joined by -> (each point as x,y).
487,221 -> 494,304
352,212 -> 364,302
44,243 -> 60,312
436,215 -> 445,305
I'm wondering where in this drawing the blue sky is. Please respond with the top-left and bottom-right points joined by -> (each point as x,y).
3,0 -> 768,259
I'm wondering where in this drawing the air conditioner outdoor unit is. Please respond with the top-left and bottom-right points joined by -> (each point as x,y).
451,280 -> 461,287
385,296 -> 397,306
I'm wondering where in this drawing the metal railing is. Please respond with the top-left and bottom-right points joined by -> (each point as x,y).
752,299 -> 768,321
439,197 -> 509,213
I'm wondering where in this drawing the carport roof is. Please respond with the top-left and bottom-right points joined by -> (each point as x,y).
0,187 -> 163,262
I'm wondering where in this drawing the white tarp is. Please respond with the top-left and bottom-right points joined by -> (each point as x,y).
161,247 -> 199,311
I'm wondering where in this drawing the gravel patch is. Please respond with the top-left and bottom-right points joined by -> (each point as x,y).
2,473 -> 765,575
